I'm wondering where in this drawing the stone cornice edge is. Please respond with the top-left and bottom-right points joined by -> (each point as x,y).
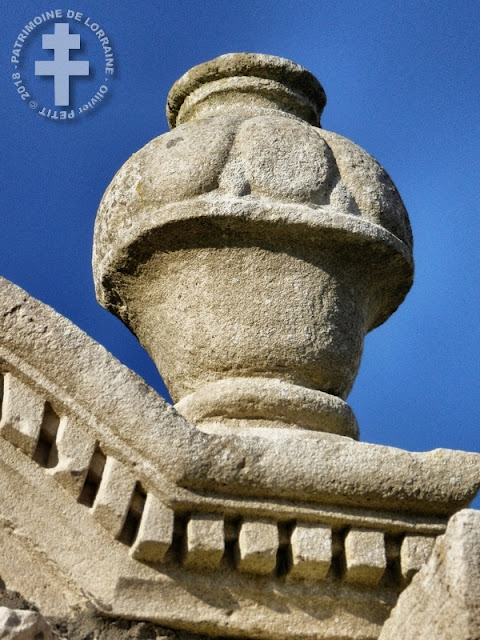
0,275 -> 478,517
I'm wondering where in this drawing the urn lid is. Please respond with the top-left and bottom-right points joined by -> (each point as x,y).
166,53 -> 327,128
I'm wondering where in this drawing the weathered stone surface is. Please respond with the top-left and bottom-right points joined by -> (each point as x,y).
166,52 -> 327,128
379,509 -> 480,640
0,607 -> 53,639
49,416 -> 96,497
0,587 -> 232,640
175,376 -> 359,440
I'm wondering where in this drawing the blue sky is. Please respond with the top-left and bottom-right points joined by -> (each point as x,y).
1,1 -> 479,506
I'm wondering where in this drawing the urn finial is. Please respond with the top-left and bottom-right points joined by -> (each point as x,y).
93,53 -> 413,440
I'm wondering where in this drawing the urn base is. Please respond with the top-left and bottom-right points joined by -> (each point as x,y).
174,376 -> 359,439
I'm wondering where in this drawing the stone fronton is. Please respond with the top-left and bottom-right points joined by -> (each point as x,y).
0,275 -> 478,638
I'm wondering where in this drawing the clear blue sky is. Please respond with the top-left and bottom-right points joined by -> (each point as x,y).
1,1 -> 479,506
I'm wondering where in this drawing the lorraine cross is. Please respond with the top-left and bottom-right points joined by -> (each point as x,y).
35,22 -> 89,106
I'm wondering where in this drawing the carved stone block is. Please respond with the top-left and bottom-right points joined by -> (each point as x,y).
183,513 -> 224,570
289,522 -> 332,580
0,374 -> 44,456
49,416 -> 96,497
344,528 -> 386,585
92,456 -> 136,538
400,534 -> 436,581
236,519 -> 279,575
130,494 -> 174,563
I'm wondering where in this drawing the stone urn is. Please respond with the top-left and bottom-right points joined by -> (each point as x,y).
93,53 -> 413,440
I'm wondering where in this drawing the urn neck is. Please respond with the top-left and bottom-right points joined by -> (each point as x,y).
167,53 -> 326,128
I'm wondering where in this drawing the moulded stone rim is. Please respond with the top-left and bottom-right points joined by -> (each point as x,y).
94,198 -> 414,271
0,347 -> 454,532
166,52 -> 327,129
175,75 -> 322,127
93,197 -> 414,331
174,376 -> 360,440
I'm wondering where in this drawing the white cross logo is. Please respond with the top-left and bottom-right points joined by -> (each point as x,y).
35,23 -> 89,106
